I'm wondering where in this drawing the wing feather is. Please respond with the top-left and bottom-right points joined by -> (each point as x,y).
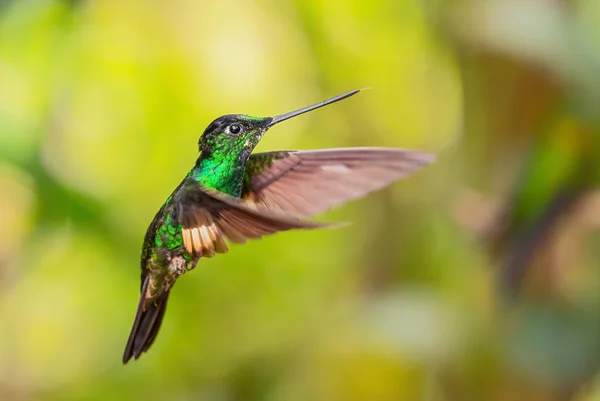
242,147 -> 436,217
175,178 -> 326,257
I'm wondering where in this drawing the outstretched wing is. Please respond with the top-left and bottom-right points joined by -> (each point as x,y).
241,147 -> 436,217
175,177 -> 327,257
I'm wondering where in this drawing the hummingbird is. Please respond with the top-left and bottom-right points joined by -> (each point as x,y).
122,89 -> 436,363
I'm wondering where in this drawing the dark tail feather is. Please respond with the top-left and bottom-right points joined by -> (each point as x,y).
122,276 -> 170,364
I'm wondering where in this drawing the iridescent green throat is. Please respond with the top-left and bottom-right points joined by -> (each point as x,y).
188,150 -> 247,197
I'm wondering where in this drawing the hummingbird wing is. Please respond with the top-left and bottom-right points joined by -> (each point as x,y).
175,177 -> 327,257
241,147 -> 436,218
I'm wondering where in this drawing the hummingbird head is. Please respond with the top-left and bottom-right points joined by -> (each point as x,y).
198,114 -> 272,162
198,89 -> 362,163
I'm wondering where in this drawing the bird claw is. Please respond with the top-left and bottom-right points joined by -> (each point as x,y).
168,256 -> 187,276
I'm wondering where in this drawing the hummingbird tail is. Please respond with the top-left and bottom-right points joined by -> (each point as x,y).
122,276 -> 170,364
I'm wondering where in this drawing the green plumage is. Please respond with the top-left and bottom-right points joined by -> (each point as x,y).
244,151 -> 285,176
123,89 -> 435,364
151,116 -> 273,257
124,113 -> 273,363
154,213 -> 181,249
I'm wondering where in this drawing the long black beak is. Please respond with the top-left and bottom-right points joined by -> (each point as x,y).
267,89 -> 361,127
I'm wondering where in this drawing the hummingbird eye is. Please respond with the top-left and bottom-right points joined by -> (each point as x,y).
228,124 -> 243,135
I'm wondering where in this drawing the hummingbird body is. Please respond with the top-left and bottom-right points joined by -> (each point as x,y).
125,116 -> 270,360
123,90 -> 436,363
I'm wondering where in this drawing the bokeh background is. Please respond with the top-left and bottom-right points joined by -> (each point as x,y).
3,0 -> 600,400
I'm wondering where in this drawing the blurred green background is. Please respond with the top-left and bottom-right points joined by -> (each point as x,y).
3,0 -> 600,400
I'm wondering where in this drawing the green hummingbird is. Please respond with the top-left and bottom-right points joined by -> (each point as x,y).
123,89 -> 436,363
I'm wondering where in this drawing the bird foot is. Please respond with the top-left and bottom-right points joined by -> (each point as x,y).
168,256 -> 187,276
